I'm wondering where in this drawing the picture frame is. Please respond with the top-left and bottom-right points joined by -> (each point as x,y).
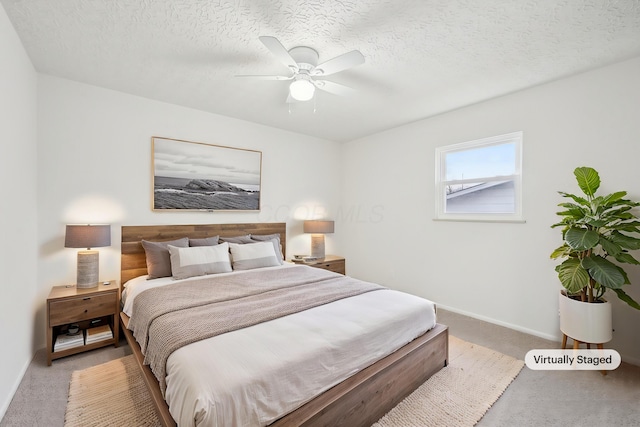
151,137 -> 262,211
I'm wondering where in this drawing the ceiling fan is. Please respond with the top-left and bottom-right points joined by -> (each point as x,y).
238,36 -> 365,102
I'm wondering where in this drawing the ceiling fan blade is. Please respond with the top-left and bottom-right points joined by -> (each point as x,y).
235,74 -> 293,80
259,36 -> 299,73
312,50 -> 364,76
313,79 -> 356,96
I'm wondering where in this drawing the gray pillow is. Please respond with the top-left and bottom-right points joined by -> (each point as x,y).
168,243 -> 232,279
189,236 -> 220,247
250,234 -> 284,265
141,237 -> 189,279
220,235 -> 253,244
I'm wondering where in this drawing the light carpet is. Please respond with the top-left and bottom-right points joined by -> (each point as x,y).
65,336 -> 524,427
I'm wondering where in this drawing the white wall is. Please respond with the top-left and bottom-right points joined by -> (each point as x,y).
35,75 -> 342,348
342,57 -> 640,364
0,3 -> 38,419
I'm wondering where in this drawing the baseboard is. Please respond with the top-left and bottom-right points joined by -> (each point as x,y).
621,354 -> 640,367
436,303 -> 560,342
437,304 -> 640,367
0,354 -> 32,421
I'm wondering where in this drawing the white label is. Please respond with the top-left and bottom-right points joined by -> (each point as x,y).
525,349 -> 621,371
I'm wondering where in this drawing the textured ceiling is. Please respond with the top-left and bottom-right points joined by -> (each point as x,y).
4,0 -> 640,142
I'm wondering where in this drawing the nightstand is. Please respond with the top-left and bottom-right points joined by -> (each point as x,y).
46,280 -> 120,365
302,255 -> 346,275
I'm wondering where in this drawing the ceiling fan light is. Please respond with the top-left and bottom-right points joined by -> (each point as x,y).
289,79 -> 315,101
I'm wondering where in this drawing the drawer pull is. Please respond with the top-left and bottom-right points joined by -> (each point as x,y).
83,297 -> 91,301
84,309 -> 88,313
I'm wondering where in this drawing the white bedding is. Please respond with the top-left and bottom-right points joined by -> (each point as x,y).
123,264 -> 437,427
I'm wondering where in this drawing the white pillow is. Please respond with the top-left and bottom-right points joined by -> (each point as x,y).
168,242 -> 232,279
250,235 -> 284,265
229,241 -> 280,270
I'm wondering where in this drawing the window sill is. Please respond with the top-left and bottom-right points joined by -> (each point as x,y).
433,216 -> 526,224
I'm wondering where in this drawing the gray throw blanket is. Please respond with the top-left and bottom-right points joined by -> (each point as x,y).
127,265 -> 384,395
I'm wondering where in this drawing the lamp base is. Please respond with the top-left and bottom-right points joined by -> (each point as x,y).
310,234 -> 325,260
77,250 -> 99,288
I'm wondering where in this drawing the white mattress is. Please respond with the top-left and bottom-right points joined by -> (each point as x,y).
123,265 -> 437,427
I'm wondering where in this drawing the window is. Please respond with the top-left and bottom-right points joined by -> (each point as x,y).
435,131 -> 523,222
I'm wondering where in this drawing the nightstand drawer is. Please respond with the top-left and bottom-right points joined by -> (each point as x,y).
49,293 -> 116,326
316,260 -> 346,274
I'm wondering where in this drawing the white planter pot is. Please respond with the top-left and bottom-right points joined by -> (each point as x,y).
559,292 -> 612,344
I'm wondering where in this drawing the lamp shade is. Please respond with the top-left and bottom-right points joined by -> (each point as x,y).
303,220 -> 334,234
65,224 -> 111,249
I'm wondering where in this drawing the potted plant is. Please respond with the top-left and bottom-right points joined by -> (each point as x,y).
551,166 -> 640,344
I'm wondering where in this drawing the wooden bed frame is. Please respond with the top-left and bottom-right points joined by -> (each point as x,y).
119,222 -> 448,427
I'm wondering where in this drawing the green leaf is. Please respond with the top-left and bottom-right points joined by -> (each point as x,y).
607,198 -> 640,208
558,192 -> 590,207
614,252 -> 640,265
574,167 -> 600,197
555,258 -> 590,293
557,202 -> 590,214
600,205 -> 633,219
612,288 -> 640,310
618,213 -> 636,220
601,191 -> 627,205
582,255 -> 625,289
565,227 -> 600,251
615,221 -> 640,233
619,264 -> 631,285
555,214 -> 585,226
586,219 -> 607,228
598,235 -> 622,256
610,231 -> 640,250
556,208 -> 586,218
590,197 -> 603,213
550,244 -> 572,259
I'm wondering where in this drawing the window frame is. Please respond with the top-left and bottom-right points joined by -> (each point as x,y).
434,131 -> 524,223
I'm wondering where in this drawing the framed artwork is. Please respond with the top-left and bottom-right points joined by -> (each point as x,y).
151,137 -> 262,211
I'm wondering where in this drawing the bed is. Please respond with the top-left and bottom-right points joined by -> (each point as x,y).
119,222 -> 448,427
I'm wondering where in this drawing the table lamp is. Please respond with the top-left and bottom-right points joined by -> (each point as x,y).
303,220 -> 334,259
65,224 -> 111,288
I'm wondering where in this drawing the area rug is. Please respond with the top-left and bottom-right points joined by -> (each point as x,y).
372,336 -> 524,426
65,355 -> 160,427
65,336 -> 524,427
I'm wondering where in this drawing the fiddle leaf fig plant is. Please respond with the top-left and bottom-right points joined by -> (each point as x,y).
550,166 -> 640,309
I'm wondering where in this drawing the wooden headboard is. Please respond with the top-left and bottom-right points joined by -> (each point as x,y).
120,222 -> 287,287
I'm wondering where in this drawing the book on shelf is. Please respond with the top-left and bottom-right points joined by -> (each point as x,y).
54,332 -> 84,352
85,324 -> 113,344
